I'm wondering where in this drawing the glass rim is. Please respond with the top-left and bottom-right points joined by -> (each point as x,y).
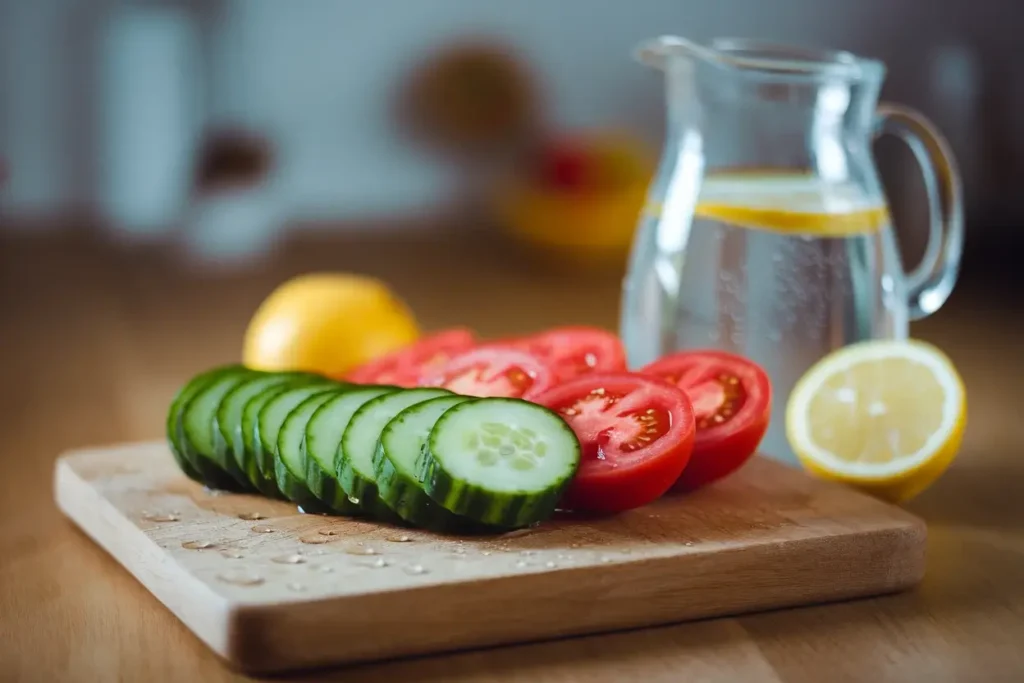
638,36 -> 886,83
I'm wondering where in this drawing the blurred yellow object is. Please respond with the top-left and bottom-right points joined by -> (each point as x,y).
495,133 -> 652,265
242,273 -> 420,379
786,339 -> 966,503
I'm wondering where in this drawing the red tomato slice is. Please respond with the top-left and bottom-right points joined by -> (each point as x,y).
419,347 -> 556,400
503,326 -> 627,382
346,328 -> 476,387
533,373 -> 695,513
640,350 -> 771,490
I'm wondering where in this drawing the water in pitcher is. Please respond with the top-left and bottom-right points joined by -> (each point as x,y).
622,172 -> 909,462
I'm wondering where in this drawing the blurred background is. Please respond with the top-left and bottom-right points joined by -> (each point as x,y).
1,0 -> 1023,422
1,0 -> 1023,280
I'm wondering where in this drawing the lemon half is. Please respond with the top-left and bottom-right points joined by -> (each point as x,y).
786,339 -> 966,502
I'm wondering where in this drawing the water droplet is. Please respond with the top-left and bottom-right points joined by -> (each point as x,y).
287,582 -> 307,593
238,511 -> 266,521
318,528 -> 339,536
181,540 -> 215,550
220,550 -> 244,559
141,511 -> 180,523
545,561 -> 557,568
344,545 -> 379,556
299,535 -> 332,544
250,525 -> 275,534
369,558 -> 391,568
684,542 -> 694,547
515,560 -> 529,568
404,564 -> 429,575
203,486 -> 226,497
481,550 -> 493,556
347,496 -> 361,506
386,534 -> 413,543
271,554 -> 307,565
217,572 -> 264,587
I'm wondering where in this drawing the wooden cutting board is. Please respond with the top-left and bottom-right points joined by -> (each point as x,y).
54,442 -> 926,674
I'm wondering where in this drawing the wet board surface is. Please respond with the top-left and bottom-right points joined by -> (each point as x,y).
54,441 -> 926,674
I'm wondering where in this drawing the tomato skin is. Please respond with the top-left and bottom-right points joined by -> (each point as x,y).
420,347 -> 556,400
674,407 -> 768,490
499,326 -> 627,382
640,350 -> 771,491
534,373 -> 695,513
346,328 -> 476,387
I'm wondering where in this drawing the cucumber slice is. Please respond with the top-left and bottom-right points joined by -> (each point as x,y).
257,383 -> 339,481
243,377 -> 332,495
166,365 -> 241,482
421,398 -> 580,528
217,371 -> 311,495
180,367 -> 258,491
374,395 -> 479,529
339,388 -> 451,515
274,390 -> 349,511
305,386 -> 398,514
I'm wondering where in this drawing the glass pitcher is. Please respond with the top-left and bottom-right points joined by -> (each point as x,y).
620,37 -> 963,464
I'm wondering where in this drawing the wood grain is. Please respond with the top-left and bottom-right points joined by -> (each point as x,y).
3,228 -> 1024,682
54,442 -> 925,673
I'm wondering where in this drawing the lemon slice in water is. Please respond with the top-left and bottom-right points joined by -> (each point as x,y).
786,339 -> 966,502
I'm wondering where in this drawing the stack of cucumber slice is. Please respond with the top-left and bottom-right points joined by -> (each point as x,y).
166,366 -> 581,530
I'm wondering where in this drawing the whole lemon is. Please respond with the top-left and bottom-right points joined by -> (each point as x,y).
242,273 -> 420,378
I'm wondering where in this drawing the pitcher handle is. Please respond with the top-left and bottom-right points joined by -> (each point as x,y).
874,104 -> 964,320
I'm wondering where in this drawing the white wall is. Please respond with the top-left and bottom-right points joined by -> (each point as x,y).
1,0 -> 1021,228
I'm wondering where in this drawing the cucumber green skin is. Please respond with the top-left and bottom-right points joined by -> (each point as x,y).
242,378 -> 332,496
304,386 -> 398,517
219,372 -> 318,495
166,365 -> 241,482
372,396 -> 482,530
256,382 -> 339,488
274,391 -> 353,514
420,399 -> 580,528
274,457 -> 336,514
337,389 -> 450,518
373,440 -> 504,534
179,367 -> 256,491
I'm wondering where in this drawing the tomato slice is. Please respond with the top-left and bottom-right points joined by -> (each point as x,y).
502,326 -> 627,382
346,328 -> 476,387
419,347 -> 556,400
640,350 -> 771,490
533,373 -> 695,513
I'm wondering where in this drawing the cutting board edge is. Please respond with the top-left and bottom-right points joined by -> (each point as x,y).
53,458 -> 237,665
222,518 -> 926,673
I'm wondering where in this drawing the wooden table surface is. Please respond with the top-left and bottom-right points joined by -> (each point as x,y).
2,229 -> 1022,682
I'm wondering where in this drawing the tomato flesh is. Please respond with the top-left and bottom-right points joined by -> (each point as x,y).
640,350 -> 771,490
534,373 -> 695,513
346,328 -> 476,387
420,347 -> 555,400
504,327 -> 627,382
